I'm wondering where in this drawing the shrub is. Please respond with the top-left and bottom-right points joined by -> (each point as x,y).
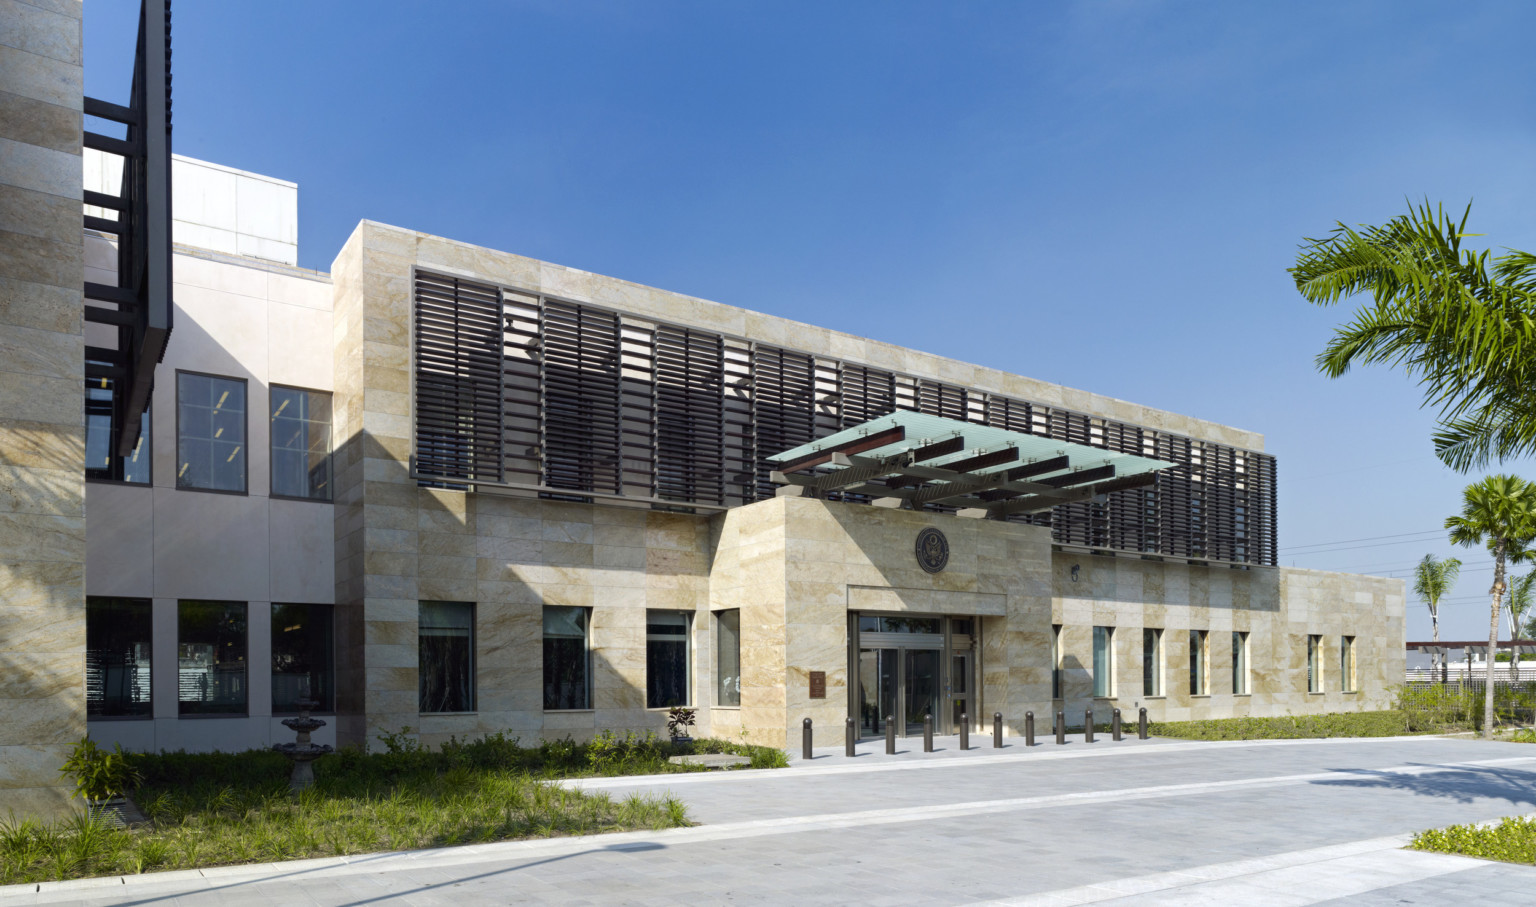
58,738 -> 142,803
1413,816 -> 1536,863
1149,711 -> 1417,740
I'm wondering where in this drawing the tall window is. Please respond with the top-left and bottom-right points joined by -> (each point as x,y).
1307,634 -> 1323,692
86,597 -> 152,718
716,609 -> 741,707
1143,628 -> 1163,697
1189,630 -> 1208,696
647,611 -> 692,708
177,372 -> 246,492
1232,631 -> 1249,695
543,606 -> 591,710
178,600 -> 247,715
1051,624 -> 1063,699
1092,626 -> 1114,697
270,387 -> 333,501
272,603 -> 333,712
1340,635 -> 1357,692
419,601 -> 474,713
85,371 -> 150,484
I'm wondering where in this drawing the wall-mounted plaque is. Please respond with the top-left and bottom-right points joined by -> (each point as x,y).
809,671 -> 826,699
916,527 -> 950,574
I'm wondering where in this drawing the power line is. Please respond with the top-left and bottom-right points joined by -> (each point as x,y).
1279,528 -> 1448,553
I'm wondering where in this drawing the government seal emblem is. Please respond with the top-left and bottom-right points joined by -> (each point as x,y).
915,527 -> 949,574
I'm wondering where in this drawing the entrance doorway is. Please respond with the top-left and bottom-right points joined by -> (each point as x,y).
854,615 -> 976,738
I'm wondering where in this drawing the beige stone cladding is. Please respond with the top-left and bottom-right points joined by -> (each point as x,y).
1050,553 -> 1406,724
0,0 -> 85,819
343,220 -> 1262,452
709,496 -> 1054,749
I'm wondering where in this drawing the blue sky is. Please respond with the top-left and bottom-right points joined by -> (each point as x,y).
85,1 -> 1536,639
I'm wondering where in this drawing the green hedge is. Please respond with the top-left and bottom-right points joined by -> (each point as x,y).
1148,710 -> 1427,740
1413,817 -> 1536,863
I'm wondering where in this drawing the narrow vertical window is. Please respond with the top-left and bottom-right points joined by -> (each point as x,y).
85,370 -> 150,484
270,387 -> 333,501
1308,634 -> 1323,692
177,372 -> 246,492
272,603 -> 334,712
1232,631 -> 1249,695
647,610 -> 692,708
716,609 -> 741,707
1189,629 -> 1208,696
419,601 -> 474,713
543,606 -> 591,710
1051,624 -> 1063,699
178,600 -> 248,715
1092,626 -> 1114,698
1143,628 -> 1162,697
86,597 -> 152,718
1341,635 -> 1356,692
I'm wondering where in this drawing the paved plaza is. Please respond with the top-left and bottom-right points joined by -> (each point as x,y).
8,734 -> 1536,905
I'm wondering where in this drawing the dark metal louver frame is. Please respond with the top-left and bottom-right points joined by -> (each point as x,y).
413,273 -> 504,483
409,269 -> 1279,566
83,0 -> 172,456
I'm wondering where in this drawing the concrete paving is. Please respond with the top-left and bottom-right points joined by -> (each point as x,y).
7,734 -> 1536,905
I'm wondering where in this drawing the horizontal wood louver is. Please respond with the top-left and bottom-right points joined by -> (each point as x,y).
413,273 -> 504,483
407,269 -> 1280,565
541,299 -> 623,495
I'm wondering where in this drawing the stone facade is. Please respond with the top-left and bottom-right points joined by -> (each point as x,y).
0,0 -> 85,819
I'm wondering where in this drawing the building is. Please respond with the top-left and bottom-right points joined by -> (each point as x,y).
0,1 -> 1404,818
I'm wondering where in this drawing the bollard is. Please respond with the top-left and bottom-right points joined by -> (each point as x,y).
1055,710 -> 1066,745
959,713 -> 969,751
886,716 -> 896,755
846,716 -> 856,757
1138,707 -> 1149,740
923,713 -> 934,752
1112,708 -> 1122,742
1085,708 -> 1095,743
1025,710 -> 1035,747
802,717 -> 813,761
994,712 -> 1004,748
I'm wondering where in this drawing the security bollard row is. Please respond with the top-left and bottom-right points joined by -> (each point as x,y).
800,706 -> 1148,760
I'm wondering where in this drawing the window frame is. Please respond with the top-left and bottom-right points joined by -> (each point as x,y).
1340,635 -> 1357,693
1143,627 -> 1163,698
177,599 -> 249,717
646,609 -> 693,709
1092,625 -> 1115,698
1307,634 -> 1324,693
86,596 -> 154,720
271,602 -> 335,715
419,600 -> 476,714
175,370 -> 250,496
84,370 -> 152,486
543,605 -> 593,711
268,384 -> 334,503
715,609 -> 741,708
1232,630 -> 1250,695
1189,629 -> 1209,696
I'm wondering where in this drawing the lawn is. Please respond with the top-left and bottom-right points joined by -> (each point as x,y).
0,731 -> 786,885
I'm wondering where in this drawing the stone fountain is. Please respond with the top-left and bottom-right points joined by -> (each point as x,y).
273,699 -> 333,791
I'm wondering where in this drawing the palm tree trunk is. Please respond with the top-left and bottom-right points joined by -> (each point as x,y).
1485,544 -> 1506,739
1432,611 -> 1442,681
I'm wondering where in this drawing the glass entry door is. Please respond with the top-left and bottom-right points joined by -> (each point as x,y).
949,651 -> 972,732
904,648 -> 940,734
855,614 -> 972,739
858,648 -> 898,737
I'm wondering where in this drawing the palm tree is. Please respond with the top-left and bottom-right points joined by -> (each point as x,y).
1508,571 -> 1536,678
1413,554 -> 1461,681
1291,202 -> 1536,472
1446,474 -> 1536,737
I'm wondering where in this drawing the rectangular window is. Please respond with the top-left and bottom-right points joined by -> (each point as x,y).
1232,631 -> 1249,695
419,601 -> 474,713
85,371 -> 150,484
1341,635 -> 1357,692
86,597 -> 152,718
543,605 -> 591,710
1189,629 -> 1208,696
647,610 -> 692,708
1143,628 -> 1163,697
270,387 -> 333,501
178,600 -> 247,715
1051,624 -> 1063,699
272,603 -> 334,713
177,372 -> 247,492
1092,626 -> 1114,698
1308,634 -> 1323,692
716,609 -> 741,707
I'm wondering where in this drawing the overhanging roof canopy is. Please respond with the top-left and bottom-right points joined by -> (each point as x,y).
767,412 -> 1175,519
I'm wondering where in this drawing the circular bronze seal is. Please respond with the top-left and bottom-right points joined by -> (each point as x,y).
915,527 -> 949,574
